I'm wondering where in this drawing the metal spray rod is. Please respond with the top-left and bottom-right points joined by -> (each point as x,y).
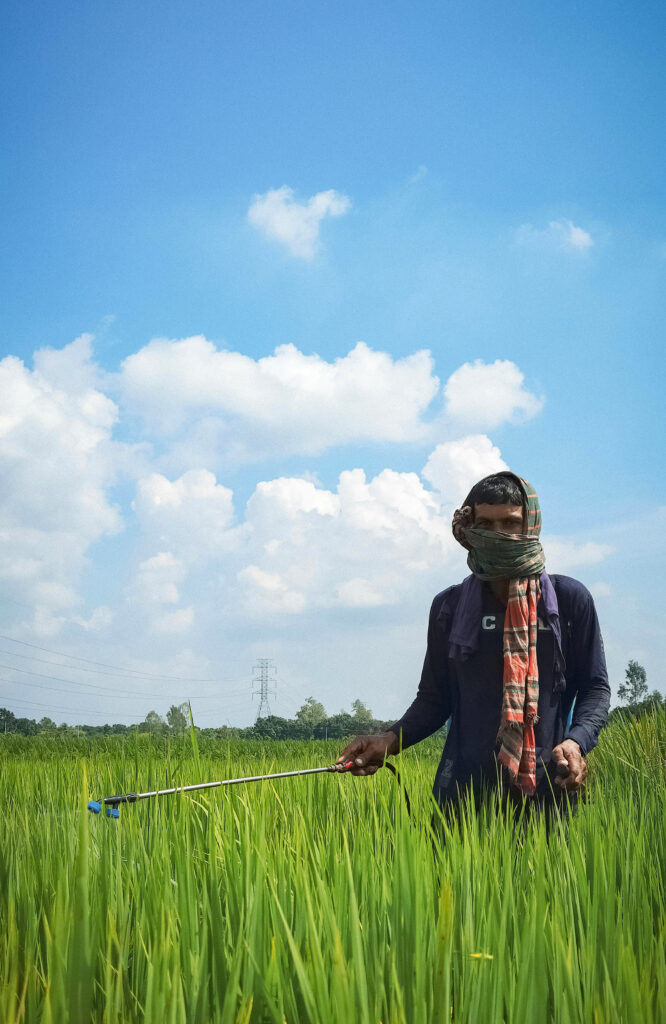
88,761 -> 355,818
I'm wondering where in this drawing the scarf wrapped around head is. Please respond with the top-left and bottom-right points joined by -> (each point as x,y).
452,474 -> 545,795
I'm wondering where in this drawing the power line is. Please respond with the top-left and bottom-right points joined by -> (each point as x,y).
0,674 -> 241,705
0,687 -> 254,721
276,674 -> 318,709
0,695 -> 145,722
0,663 -> 248,701
0,633 -> 223,682
0,645 -> 245,685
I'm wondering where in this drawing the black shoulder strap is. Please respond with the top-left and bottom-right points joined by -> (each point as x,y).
549,574 -> 574,675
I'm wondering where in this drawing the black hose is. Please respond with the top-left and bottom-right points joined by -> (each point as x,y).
383,760 -> 411,818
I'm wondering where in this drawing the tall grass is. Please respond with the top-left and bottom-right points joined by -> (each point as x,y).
1,710 -> 664,1023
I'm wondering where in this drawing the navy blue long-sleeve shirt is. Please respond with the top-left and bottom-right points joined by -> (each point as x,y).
389,575 -> 610,805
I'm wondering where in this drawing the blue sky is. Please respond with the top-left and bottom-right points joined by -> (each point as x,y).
0,1 -> 664,726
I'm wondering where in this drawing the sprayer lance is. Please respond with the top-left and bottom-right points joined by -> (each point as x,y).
88,762 -> 354,815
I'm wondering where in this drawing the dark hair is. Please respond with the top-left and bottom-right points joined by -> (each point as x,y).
463,472 -> 524,509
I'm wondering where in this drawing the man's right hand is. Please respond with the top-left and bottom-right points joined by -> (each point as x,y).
336,731 -> 400,776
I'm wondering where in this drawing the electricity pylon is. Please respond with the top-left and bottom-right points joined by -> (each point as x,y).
252,659 -> 277,719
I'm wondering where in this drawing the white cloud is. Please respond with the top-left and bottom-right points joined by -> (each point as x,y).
154,607 -> 195,634
72,606 -> 114,631
237,564 -> 306,614
120,339 -> 546,467
120,338 -> 439,457
422,435 -> 509,505
134,469 -> 236,560
239,467 -> 455,614
125,551 -> 194,633
515,218 -> 594,252
336,578 -> 388,608
541,539 -> 614,573
130,458 -> 459,624
443,359 -> 544,429
561,221 -> 594,250
248,185 -> 351,259
131,552 -> 184,605
250,477 -> 340,518
125,432 -> 524,628
0,336 -> 123,633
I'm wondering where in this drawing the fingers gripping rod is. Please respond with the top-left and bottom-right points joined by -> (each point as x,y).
88,762 -> 354,818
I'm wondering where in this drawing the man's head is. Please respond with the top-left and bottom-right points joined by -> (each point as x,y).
452,473 -> 545,579
463,473 -> 526,534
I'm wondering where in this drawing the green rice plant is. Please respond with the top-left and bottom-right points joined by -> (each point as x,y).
0,709 -> 664,1023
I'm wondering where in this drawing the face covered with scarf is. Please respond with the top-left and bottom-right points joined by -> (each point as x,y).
452,475 -> 545,794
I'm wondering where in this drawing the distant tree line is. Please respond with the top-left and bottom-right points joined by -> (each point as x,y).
2,662 -> 662,738
0,698 -> 397,740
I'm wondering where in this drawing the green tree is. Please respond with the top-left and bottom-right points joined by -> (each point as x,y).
0,708 -> 16,733
139,710 -> 167,735
317,712 -> 354,739
295,697 -> 327,738
14,717 -> 39,736
253,715 -> 291,739
351,699 -> 373,728
38,717 -> 57,733
617,660 -> 648,705
166,703 -> 189,734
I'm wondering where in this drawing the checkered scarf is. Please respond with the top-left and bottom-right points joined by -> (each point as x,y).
452,475 -> 545,795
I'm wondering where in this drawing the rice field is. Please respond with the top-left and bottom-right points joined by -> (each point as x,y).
1,709 -> 665,1023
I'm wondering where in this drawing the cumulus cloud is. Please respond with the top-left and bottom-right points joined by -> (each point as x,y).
72,606 -> 114,631
0,336 -> 123,633
443,359 -> 544,429
422,435 -> 509,504
336,578 -> 388,608
541,539 -> 614,573
237,565 -> 306,614
234,467 -> 456,615
120,338 -> 439,457
129,457 -> 464,624
248,186 -> 351,259
120,337 -> 546,467
515,218 -> 594,252
125,551 -> 194,633
134,469 -> 237,560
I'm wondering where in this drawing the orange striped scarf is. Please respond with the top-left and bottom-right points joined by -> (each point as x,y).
499,576 -> 540,793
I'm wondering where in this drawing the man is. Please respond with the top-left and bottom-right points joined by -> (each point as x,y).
337,472 -> 610,819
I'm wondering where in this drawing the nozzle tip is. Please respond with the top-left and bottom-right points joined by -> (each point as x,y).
88,801 -> 101,814
106,807 -> 120,819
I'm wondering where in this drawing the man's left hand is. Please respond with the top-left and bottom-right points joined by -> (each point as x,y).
551,739 -> 587,792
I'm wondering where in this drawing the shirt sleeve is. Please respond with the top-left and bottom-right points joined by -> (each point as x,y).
564,584 -> 611,756
388,595 -> 452,751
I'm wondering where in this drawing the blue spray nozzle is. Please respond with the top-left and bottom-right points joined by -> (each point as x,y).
88,801 -> 102,814
106,807 -> 120,819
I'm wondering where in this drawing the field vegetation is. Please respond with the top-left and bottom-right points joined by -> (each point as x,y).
1,709 -> 665,1023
